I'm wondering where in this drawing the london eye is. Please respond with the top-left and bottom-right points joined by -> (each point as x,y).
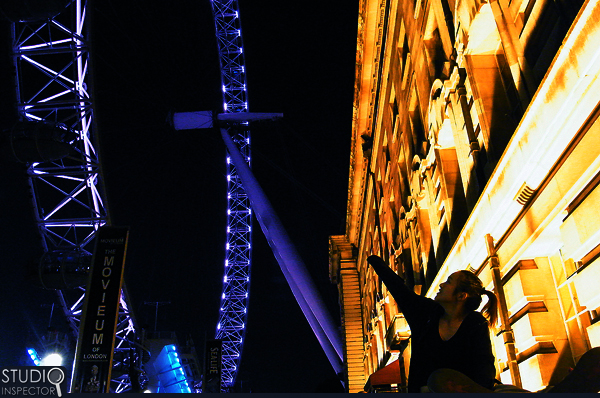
1,0 -> 354,392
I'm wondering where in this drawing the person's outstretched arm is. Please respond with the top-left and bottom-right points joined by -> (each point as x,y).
367,255 -> 435,323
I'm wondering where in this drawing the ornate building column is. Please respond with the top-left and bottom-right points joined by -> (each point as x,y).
329,236 -> 366,393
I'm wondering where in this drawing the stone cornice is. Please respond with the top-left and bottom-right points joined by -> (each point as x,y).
347,0 -> 389,246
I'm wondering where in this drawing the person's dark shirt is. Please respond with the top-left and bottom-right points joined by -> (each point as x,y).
368,255 -> 496,392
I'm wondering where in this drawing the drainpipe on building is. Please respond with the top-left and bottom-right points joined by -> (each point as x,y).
485,234 -> 522,388
488,0 -> 536,107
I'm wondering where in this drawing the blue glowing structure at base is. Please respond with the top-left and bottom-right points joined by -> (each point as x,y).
210,0 -> 251,390
11,1 -> 137,392
27,349 -> 42,366
152,345 -> 193,394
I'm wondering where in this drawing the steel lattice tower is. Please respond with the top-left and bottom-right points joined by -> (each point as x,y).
10,0 -> 137,392
210,0 -> 251,390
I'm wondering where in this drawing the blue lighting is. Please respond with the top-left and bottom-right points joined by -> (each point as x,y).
13,1 -> 138,388
27,348 -> 41,366
212,0 -> 252,388
152,344 -> 193,393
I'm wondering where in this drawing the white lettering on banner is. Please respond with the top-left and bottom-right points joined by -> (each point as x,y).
89,250 -> 117,349
83,354 -> 108,360
92,334 -> 103,345
100,238 -> 124,244
209,347 -> 220,374
95,319 -> 104,331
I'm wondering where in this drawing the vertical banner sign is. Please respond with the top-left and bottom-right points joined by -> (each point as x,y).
71,226 -> 129,393
203,339 -> 222,393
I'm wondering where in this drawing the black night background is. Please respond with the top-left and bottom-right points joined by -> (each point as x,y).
1,0 -> 358,393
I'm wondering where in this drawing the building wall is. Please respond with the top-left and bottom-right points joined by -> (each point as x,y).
330,0 -> 600,392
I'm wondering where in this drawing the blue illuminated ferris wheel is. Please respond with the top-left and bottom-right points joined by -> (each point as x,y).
204,1 -> 345,390
209,0 -> 252,390
8,0 -> 137,392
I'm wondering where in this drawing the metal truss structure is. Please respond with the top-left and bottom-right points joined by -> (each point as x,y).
210,0 -> 252,390
10,0 -> 137,392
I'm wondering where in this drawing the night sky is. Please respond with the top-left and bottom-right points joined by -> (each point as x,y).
1,0 -> 358,393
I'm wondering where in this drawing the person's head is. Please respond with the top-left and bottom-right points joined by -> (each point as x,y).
435,270 -> 498,326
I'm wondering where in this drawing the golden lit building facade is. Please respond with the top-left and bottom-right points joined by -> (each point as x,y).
329,0 -> 600,393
